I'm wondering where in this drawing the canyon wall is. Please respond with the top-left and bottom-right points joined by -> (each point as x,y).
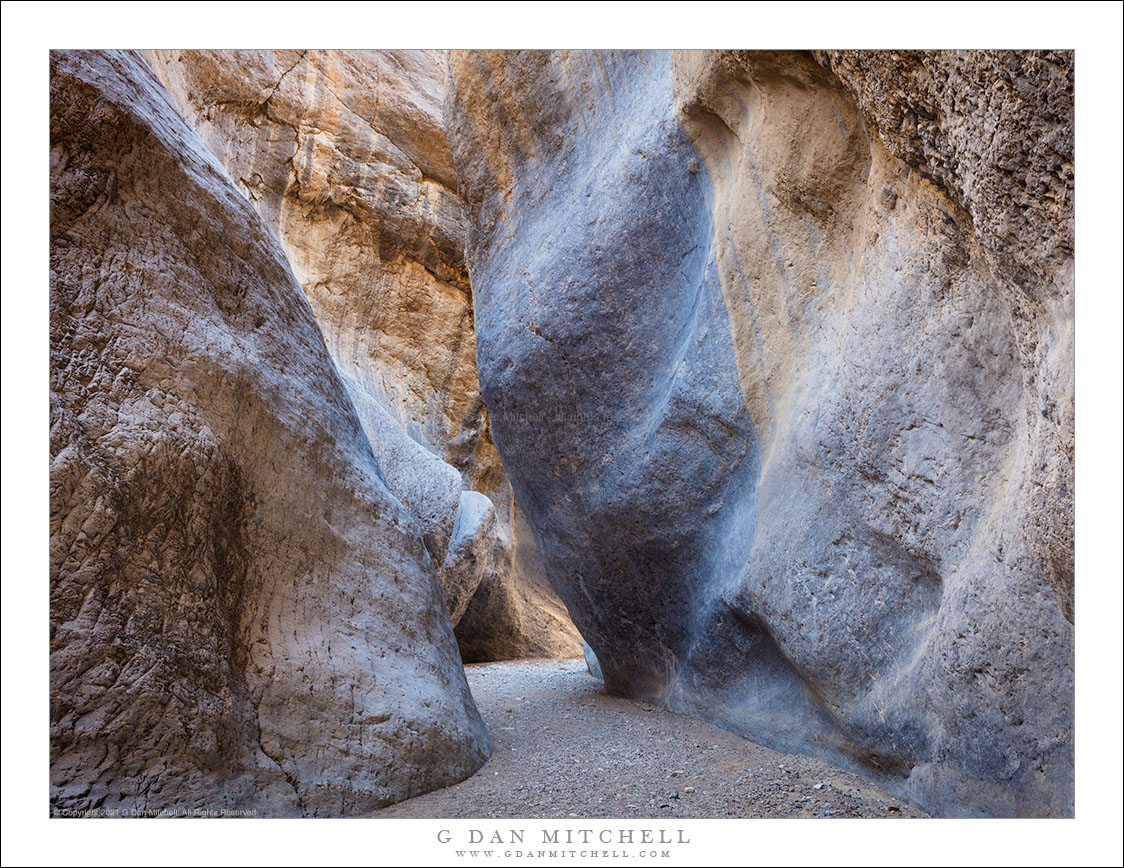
48,47 -> 1075,820
142,49 -> 581,661
49,50 -> 490,817
446,49 -> 1074,817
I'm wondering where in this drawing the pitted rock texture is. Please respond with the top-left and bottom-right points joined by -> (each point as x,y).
446,49 -> 1073,817
142,49 -> 581,661
49,50 -> 490,818
809,50 -> 1075,624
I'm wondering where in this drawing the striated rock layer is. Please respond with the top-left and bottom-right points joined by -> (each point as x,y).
142,49 -> 581,661
50,49 -> 490,817
446,49 -> 1073,817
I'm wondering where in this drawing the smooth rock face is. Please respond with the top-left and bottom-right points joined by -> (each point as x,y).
442,491 -> 498,624
142,49 -> 581,661
446,49 -> 1074,817
49,50 -> 490,817
583,641 -> 603,682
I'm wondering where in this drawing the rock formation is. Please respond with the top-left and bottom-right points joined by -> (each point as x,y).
446,49 -> 1074,817
49,49 -> 490,817
48,46 -> 1076,821
141,49 -> 581,661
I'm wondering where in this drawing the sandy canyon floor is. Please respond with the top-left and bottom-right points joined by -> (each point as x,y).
372,658 -> 925,819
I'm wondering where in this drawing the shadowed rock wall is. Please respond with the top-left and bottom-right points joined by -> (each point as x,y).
446,49 -> 1073,817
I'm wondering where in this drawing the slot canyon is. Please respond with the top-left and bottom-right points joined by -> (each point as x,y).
50,48 -> 1074,819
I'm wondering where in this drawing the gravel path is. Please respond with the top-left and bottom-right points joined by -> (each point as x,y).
372,658 -> 925,818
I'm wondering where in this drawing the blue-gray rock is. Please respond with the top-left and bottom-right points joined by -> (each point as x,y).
441,491 -> 498,623
446,49 -> 1073,818
583,641 -> 603,682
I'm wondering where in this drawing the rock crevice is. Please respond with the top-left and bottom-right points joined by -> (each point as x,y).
143,49 -> 583,661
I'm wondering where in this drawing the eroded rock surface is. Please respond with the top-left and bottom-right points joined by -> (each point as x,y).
446,49 -> 1074,817
142,49 -> 581,661
50,49 -> 490,817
